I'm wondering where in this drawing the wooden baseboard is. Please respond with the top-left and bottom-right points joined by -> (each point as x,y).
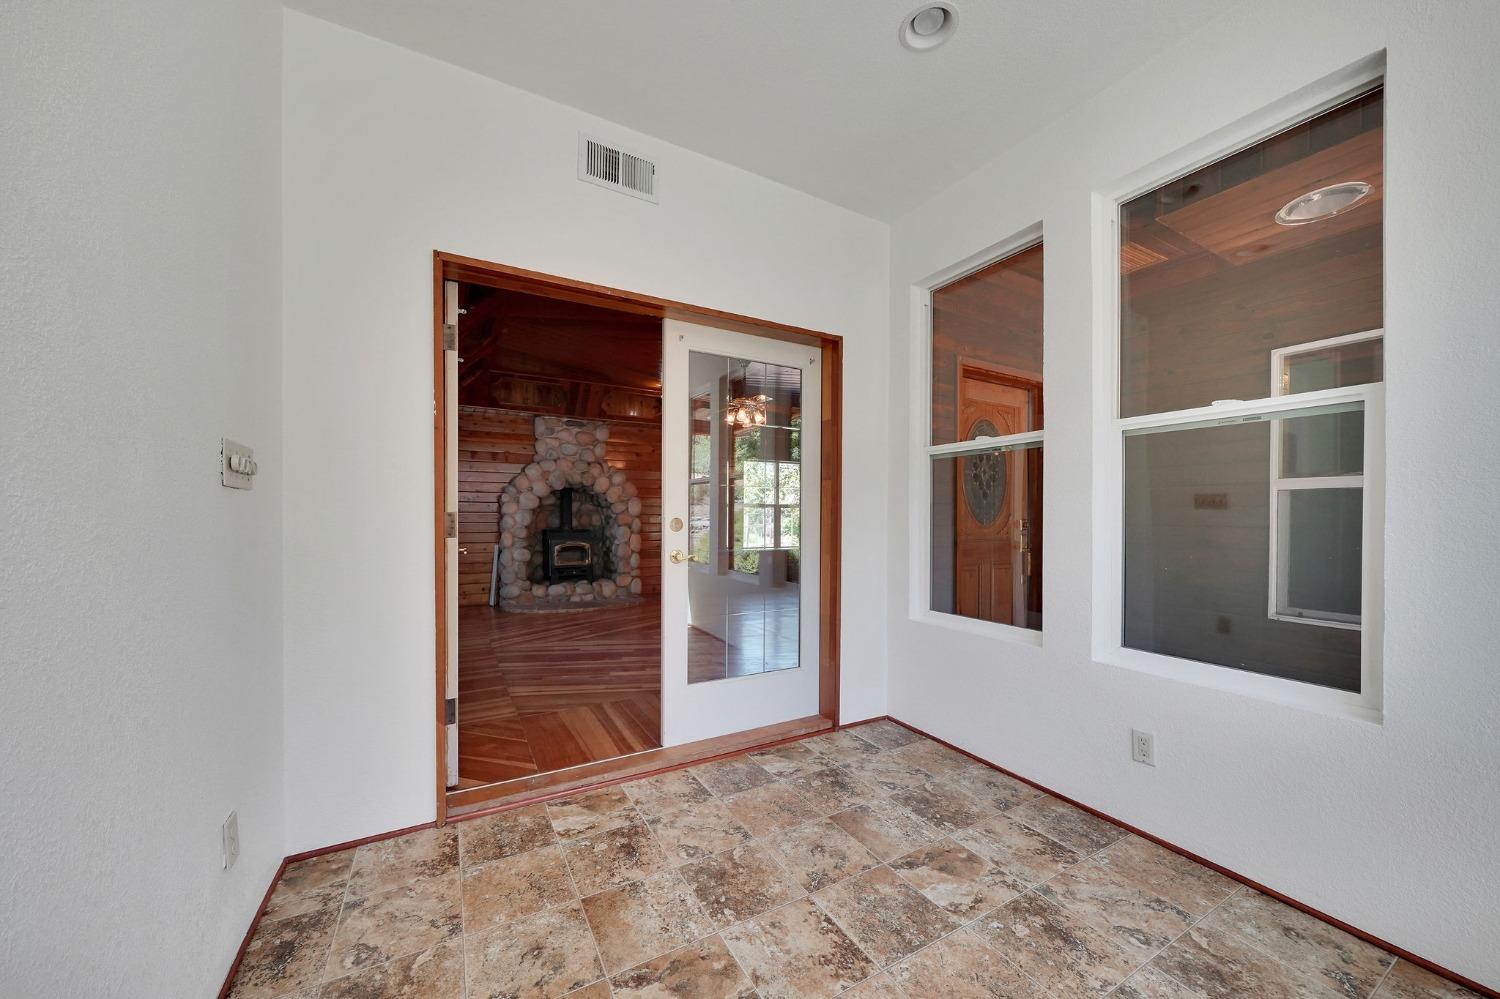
216,857 -> 287,999
885,715 -> 1498,999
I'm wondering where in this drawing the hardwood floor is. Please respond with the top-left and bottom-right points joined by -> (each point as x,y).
458,601 -> 662,787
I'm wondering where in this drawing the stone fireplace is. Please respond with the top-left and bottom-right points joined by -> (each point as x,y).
494,416 -> 644,609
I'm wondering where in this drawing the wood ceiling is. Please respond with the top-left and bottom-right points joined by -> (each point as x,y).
458,284 -> 664,423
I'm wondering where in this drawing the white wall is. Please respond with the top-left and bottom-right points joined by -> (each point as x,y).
885,0 -> 1500,986
282,11 -> 890,853
0,1 -> 285,994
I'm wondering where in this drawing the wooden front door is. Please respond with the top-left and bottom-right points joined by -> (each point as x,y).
954,364 -> 1039,624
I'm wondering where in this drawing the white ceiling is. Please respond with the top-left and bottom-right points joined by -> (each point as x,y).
286,0 -> 1241,220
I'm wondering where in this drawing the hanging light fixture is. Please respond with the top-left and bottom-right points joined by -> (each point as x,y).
724,393 -> 771,427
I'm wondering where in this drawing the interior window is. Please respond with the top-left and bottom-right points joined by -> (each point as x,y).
928,242 -> 1043,631
1117,87 -> 1383,693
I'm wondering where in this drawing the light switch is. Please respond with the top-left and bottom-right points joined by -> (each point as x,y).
221,439 -> 257,490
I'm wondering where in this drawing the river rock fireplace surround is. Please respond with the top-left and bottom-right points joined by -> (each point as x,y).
494,416 -> 644,611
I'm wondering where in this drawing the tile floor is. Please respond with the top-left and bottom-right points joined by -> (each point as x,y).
229,722 -> 1479,999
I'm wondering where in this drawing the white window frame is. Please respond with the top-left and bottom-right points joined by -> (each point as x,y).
1267,329 -> 1383,630
907,224 -> 1045,647
1090,58 -> 1386,723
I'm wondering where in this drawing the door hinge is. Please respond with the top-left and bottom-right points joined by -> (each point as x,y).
443,323 -> 458,351
445,697 -> 457,726
445,512 -> 457,539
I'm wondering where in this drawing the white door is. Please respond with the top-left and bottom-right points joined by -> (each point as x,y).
443,279 -> 460,788
661,319 -> 821,745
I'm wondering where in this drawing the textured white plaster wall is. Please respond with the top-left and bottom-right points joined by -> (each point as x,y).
281,11 -> 890,854
885,0 -> 1500,985
0,1 -> 285,994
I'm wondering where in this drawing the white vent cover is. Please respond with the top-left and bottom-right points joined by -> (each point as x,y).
578,134 -> 657,203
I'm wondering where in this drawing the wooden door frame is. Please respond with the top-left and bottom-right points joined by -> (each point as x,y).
432,250 -> 844,822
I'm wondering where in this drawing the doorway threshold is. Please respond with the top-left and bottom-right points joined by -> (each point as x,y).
445,713 -> 832,817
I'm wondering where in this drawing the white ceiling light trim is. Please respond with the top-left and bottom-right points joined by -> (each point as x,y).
899,2 -> 958,51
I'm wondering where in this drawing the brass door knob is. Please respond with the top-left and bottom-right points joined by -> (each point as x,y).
669,549 -> 688,564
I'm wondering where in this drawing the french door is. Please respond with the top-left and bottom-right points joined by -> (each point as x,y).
660,319 -> 821,745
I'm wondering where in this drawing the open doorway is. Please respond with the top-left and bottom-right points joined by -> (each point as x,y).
434,254 -> 845,817
451,283 -> 665,788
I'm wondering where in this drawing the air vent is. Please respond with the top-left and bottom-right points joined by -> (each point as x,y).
578,135 -> 657,203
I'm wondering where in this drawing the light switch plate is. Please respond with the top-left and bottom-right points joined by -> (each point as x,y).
222,811 -> 240,869
221,438 -> 256,490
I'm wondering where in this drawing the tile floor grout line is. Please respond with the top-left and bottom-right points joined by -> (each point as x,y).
1100,884 -> 1245,997
1367,956 -> 1400,998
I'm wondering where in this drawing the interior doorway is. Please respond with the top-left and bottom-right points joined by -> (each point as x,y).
433,253 -> 844,818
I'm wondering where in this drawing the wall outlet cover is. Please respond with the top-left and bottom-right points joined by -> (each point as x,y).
222,811 -> 240,869
1131,729 -> 1156,767
221,438 -> 257,490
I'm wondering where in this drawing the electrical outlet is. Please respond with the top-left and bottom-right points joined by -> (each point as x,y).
1131,730 -> 1156,767
222,811 -> 240,870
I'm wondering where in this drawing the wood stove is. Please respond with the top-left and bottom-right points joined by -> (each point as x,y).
541,488 -> 598,584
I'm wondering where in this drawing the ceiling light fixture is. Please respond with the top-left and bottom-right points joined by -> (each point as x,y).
1275,181 -> 1372,226
899,3 -> 957,52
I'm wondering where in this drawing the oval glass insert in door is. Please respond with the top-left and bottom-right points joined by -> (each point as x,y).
685,352 -> 802,683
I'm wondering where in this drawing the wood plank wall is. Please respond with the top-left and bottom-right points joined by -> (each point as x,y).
458,405 -> 663,605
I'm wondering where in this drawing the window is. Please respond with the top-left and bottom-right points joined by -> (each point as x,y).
927,241 -> 1043,631
731,422 -> 801,575
1115,86 -> 1383,703
688,393 -> 713,564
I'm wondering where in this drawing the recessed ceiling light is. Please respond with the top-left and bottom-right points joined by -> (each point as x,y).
900,3 -> 957,52
1275,181 -> 1372,226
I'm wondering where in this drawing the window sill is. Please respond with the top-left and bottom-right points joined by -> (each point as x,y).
1094,644 -> 1382,724
910,609 -> 1044,648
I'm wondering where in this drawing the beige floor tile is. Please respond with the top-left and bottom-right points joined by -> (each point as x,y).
852,720 -> 922,750
318,939 -> 463,999
1203,890 -> 1394,998
830,798 -> 942,862
325,874 -> 462,979
690,756 -> 777,796
1115,964 -> 1209,998
765,818 -> 881,892
803,728 -> 884,765
889,838 -> 1029,920
346,826 -> 459,899
609,934 -> 757,999
843,971 -> 909,997
275,850 -> 355,898
786,765 -> 884,814
1376,961 -> 1484,999
720,898 -> 878,998
639,798 -> 753,865
263,872 -> 347,923
458,804 -> 557,868
462,843 -> 576,929
466,903 -> 604,999
721,780 -> 824,837
891,930 -> 1052,999
1035,857 -> 1195,960
560,983 -> 612,999
813,865 -> 960,966
228,905 -> 339,999
1154,923 -> 1342,999
889,781 -> 994,833
972,890 -> 1145,996
890,739 -> 987,781
1093,836 -> 1237,917
580,871 -> 714,975
843,753 -> 941,793
546,787 -> 637,841
625,770 -> 714,811
679,842 -> 803,928
747,741 -> 838,779
951,813 -> 1083,885
1006,795 -> 1124,855
939,767 -> 1042,814
559,814 -> 673,896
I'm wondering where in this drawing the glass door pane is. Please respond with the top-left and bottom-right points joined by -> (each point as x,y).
685,351 -> 802,683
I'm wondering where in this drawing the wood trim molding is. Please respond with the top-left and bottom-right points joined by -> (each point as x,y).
434,250 -> 846,813
882,715 -> 1499,999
